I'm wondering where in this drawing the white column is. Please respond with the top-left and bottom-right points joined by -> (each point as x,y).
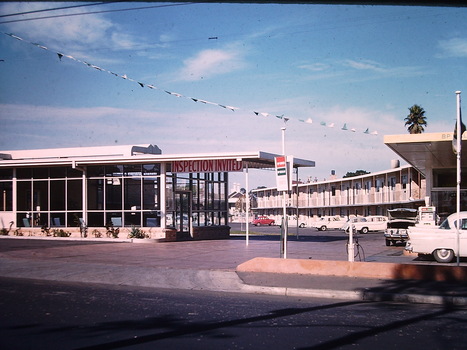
160,162 -> 166,230
245,163 -> 250,246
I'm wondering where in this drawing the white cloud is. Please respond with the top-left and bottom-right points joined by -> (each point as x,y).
0,2 -> 147,55
298,63 -> 329,71
176,46 -> 247,81
438,38 -> 467,57
344,59 -> 387,72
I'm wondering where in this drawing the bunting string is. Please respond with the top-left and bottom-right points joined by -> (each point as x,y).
3,32 -> 378,135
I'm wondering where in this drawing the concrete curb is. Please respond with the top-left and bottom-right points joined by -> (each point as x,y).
239,284 -> 467,306
237,257 -> 467,282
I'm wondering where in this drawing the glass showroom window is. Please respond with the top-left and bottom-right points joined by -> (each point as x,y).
0,169 -> 12,212
87,164 -> 161,227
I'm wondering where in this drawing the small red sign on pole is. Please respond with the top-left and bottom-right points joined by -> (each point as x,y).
275,156 -> 289,191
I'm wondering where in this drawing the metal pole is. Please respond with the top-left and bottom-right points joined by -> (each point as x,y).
245,163 -> 250,246
281,126 -> 288,259
296,167 -> 299,239
456,91 -> 462,266
348,224 -> 355,262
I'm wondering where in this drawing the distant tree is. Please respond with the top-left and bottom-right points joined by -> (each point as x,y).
343,170 -> 370,178
404,104 -> 427,134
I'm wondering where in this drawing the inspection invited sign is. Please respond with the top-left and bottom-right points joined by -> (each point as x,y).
172,159 -> 243,173
275,156 -> 289,191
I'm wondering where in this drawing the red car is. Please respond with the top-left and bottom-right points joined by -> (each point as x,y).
252,216 -> 275,226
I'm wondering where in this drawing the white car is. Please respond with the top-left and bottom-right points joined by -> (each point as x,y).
311,216 -> 346,231
341,216 -> 366,233
354,215 -> 388,234
406,211 -> 467,263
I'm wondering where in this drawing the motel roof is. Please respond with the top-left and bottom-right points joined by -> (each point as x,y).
0,144 -> 315,170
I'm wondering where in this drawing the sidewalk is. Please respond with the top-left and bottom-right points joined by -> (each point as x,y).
0,236 -> 466,306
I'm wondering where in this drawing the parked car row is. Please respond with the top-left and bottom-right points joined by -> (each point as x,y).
310,215 -> 389,233
249,208 -> 466,264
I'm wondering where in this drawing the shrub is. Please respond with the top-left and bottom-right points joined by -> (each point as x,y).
127,226 -> 148,239
92,229 -> 103,238
105,224 -> 119,238
52,229 -> 71,237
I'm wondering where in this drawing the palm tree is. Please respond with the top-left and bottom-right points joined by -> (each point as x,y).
404,104 -> 427,134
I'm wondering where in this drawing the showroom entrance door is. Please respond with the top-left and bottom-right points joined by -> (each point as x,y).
175,191 -> 191,237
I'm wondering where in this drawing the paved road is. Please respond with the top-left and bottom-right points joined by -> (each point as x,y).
1,277 -> 466,350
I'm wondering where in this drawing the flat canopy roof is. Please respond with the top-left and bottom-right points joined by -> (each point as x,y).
0,145 -> 315,170
384,132 -> 467,176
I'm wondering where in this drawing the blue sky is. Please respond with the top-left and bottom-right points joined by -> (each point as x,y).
0,2 -> 466,188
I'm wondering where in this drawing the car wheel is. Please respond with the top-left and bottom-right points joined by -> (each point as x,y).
268,222 -> 273,226
361,227 -> 369,234
299,223 -> 306,228
433,248 -> 455,263
320,226 -> 327,231
385,239 -> 391,246
255,223 -> 261,226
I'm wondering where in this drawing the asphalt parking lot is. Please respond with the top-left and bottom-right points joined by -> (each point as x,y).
229,223 -> 467,266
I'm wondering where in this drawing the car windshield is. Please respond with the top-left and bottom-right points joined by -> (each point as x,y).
439,218 -> 450,229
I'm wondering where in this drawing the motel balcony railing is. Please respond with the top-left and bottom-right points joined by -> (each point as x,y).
255,188 -> 425,209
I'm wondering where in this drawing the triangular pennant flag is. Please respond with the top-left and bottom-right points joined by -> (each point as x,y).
254,111 -> 259,116
138,82 -> 144,88
350,128 -> 356,132
284,117 -> 289,122
33,43 -> 47,50
342,123 -> 348,130
328,123 -> 335,128
305,118 -> 313,124
320,122 -> 326,126
363,128 -> 369,134
57,53 -> 63,61
191,98 -> 198,102
371,131 -> 378,135
7,33 -> 23,40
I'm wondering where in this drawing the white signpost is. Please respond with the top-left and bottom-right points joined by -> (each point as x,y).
276,155 -> 291,258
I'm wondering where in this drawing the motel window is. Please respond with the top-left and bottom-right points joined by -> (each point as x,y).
390,177 -> 396,190
402,175 -> 408,189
